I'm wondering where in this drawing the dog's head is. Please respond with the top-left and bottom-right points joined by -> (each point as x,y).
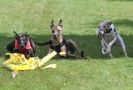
13,31 -> 30,49
97,20 -> 112,36
50,19 -> 63,42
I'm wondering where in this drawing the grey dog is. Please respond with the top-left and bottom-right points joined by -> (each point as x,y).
96,20 -> 128,57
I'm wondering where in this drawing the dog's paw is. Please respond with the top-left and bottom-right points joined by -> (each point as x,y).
59,52 -> 66,56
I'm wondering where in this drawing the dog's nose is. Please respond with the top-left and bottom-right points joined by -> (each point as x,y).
53,34 -> 57,37
20,44 -> 24,48
99,30 -> 104,35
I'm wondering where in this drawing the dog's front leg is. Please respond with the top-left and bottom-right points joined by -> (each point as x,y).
101,38 -> 112,53
107,37 -> 117,52
102,39 -> 113,57
101,40 -> 108,55
106,37 -> 117,58
59,46 -> 67,57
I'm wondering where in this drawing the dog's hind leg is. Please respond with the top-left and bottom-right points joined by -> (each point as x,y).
117,36 -> 128,57
66,53 -> 82,59
121,44 -> 128,57
66,39 -> 83,57
109,53 -> 113,58
66,39 -> 80,53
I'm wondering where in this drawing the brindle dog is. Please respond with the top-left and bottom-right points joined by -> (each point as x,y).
37,19 -> 84,59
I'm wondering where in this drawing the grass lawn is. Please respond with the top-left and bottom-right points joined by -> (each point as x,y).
0,0 -> 133,90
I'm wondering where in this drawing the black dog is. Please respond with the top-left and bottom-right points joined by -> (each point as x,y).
37,19 -> 84,59
6,31 -> 36,58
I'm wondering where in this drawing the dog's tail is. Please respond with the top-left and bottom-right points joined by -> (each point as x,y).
36,40 -> 51,46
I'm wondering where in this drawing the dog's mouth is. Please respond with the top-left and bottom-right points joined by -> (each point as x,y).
19,44 -> 25,49
53,36 -> 59,41
98,30 -> 104,35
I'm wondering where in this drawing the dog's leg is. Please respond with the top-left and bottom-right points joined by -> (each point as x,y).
101,39 -> 111,54
109,53 -> 113,58
107,37 -> 117,52
66,39 -> 84,58
102,39 -> 113,57
117,35 -> 128,57
121,43 -> 128,57
66,53 -> 82,59
59,46 -> 67,57
66,39 -> 80,53
101,40 -> 108,55
102,37 -> 116,53
107,38 -> 117,58
59,44 -> 82,59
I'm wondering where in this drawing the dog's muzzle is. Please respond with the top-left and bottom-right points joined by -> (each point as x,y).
99,30 -> 104,35
19,44 -> 25,48
97,29 -> 104,36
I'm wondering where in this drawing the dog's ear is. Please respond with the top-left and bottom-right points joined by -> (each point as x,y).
51,20 -> 54,28
59,19 -> 63,27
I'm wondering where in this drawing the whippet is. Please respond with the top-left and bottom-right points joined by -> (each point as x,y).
97,20 -> 128,57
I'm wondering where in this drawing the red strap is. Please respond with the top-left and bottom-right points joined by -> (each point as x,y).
26,39 -> 32,49
14,39 -> 19,49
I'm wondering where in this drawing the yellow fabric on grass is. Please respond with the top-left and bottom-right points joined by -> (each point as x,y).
3,51 -> 57,71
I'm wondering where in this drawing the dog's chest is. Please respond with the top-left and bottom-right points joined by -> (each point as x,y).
103,33 -> 116,43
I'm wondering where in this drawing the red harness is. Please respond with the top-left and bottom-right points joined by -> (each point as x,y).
14,38 -> 32,54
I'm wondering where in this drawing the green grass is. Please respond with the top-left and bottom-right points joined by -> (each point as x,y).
0,0 -> 133,90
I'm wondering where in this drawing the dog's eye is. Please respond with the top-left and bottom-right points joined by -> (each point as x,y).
58,30 -> 61,32
52,30 -> 55,33
103,26 -> 106,28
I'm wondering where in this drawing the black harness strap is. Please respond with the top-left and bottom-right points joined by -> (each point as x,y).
104,28 -> 116,33
50,38 -> 66,53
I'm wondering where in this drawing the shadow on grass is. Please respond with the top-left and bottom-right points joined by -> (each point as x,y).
114,19 -> 133,28
0,33 -> 133,59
